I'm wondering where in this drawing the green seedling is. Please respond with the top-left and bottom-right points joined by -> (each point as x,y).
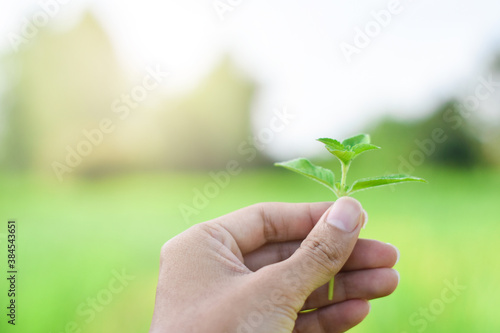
275,133 -> 426,302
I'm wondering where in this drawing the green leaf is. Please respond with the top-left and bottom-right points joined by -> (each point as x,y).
342,134 -> 371,148
351,143 -> 381,159
327,150 -> 355,165
317,138 -> 345,151
274,158 -> 336,193
317,138 -> 354,164
348,174 -> 427,194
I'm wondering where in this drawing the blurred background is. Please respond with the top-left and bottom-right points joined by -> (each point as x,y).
0,0 -> 499,332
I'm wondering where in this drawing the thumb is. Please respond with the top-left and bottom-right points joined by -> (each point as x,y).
273,197 -> 366,300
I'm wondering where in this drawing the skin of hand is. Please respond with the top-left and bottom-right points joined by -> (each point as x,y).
150,197 -> 400,333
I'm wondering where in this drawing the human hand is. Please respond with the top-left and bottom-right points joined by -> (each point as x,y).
150,197 -> 399,333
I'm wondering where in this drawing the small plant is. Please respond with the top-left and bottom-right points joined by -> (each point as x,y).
275,133 -> 426,301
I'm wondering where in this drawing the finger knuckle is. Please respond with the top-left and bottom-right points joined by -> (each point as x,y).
159,241 -> 172,262
254,202 -> 283,242
159,224 -> 205,260
301,238 -> 344,273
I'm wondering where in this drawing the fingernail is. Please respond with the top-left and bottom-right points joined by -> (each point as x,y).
387,243 -> 400,265
326,197 -> 363,232
362,209 -> 368,229
395,270 -> 400,285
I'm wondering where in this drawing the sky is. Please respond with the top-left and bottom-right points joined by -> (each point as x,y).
1,0 -> 500,158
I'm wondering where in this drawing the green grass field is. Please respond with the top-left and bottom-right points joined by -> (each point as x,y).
1,165 -> 499,332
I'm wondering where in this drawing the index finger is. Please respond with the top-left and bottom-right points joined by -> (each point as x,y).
212,201 -> 333,254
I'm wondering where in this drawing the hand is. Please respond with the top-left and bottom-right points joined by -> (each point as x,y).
150,197 -> 399,333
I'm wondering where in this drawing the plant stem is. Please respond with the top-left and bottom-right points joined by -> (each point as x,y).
340,161 -> 350,196
328,278 -> 334,300
329,161 -> 351,300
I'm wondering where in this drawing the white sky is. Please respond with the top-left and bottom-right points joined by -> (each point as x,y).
1,0 -> 500,158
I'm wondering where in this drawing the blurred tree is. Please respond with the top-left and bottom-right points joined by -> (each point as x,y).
479,53 -> 500,166
416,101 -> 483,167
158,56 -> 257,170
0,11 -> 259,178
369,100 -> 485,170
1,11 -> 126,174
